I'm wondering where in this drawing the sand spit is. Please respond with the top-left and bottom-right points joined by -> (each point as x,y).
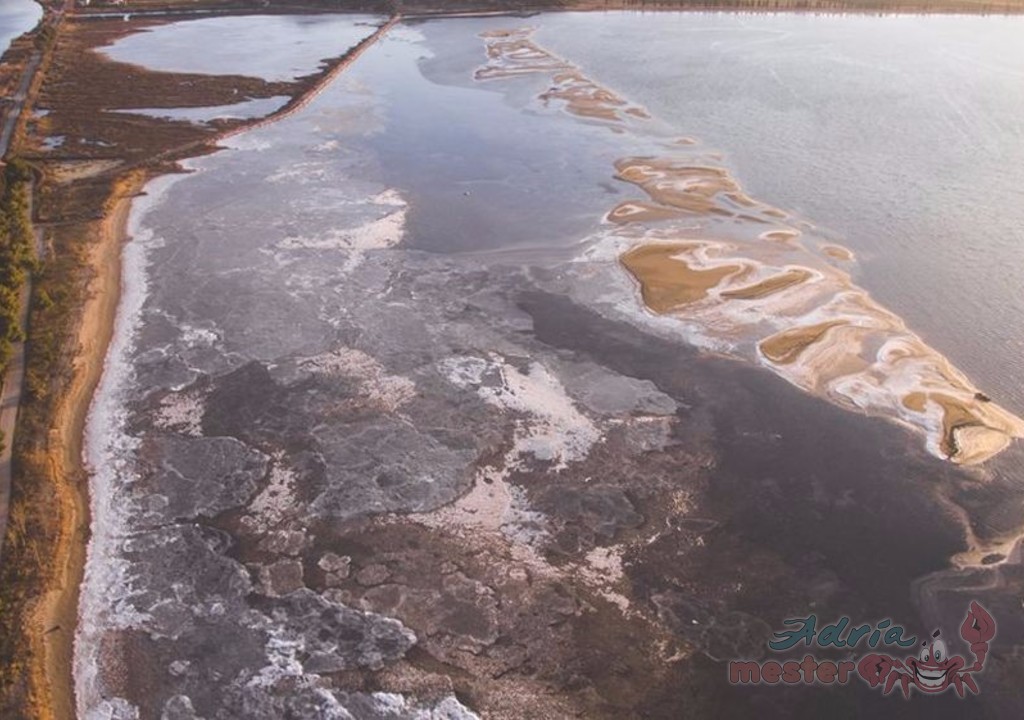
474,28 -> 572,80
617,237 -> 1024,465
476,29 -> 1024,465
476,28 -> 649,124
613,157 -> 758,217
542,70 -> 651,123
613,236 -> 1024,467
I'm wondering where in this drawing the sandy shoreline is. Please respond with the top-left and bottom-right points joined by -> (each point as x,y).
29,173 -> 147,720
21,16 -> 403,717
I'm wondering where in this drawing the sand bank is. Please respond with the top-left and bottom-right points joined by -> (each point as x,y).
475,27 -> 1024,465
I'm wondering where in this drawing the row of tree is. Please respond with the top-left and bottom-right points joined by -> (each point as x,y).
0,159 -> 35,378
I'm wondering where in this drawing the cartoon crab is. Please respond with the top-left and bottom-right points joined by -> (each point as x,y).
857,601 -> 996,698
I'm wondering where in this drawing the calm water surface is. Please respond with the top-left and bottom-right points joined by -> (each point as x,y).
538,13 -> 1024,415
101,13 -> 384,81
0,0 -> 41,57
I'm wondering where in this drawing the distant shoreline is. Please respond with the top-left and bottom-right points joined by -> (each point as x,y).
69,0 -> 1024,21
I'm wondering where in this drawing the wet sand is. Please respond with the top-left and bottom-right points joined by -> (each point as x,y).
620,243 -> 740,311
759,320 -> 845,365
820,243 -> 855,261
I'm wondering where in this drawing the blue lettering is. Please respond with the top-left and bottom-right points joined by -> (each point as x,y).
817,617 -> 849,648
769,616 -> 817,651
884,626 -> 916,648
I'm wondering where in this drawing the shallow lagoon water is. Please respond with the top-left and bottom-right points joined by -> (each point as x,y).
111,95 -> 290,124
77,13 -> 1024,720
100,14 -> 384,81
538,13 -> 1024,416
0,0 -> 41,57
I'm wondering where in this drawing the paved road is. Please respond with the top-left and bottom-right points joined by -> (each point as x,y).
0,2 -> 64,565
0,174 -> 43,565
0,40 -> 46,563
0,49 -> 41,158
0,272 -> 31,565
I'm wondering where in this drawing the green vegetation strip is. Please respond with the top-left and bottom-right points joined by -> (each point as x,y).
0,159 -> 35,379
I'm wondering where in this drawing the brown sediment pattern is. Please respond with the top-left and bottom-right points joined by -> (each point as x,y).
475,28 -> 1024,465
761,228 -> 800,244
475,28 -> 572,79
476,28 -> 649,123
821,242 -> 855,261
760,320 -> 845,365
720,267 -> 813,300
542,70 -> 651,122
620,244 -> 741,312
607,200 -> 687,225
616,158 -> 746,214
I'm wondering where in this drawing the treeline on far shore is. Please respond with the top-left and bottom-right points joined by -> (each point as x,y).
0,159 -> 35,381
71,0 -> 1024,10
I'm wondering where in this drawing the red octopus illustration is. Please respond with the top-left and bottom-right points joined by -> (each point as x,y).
857,601 -> 996,698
